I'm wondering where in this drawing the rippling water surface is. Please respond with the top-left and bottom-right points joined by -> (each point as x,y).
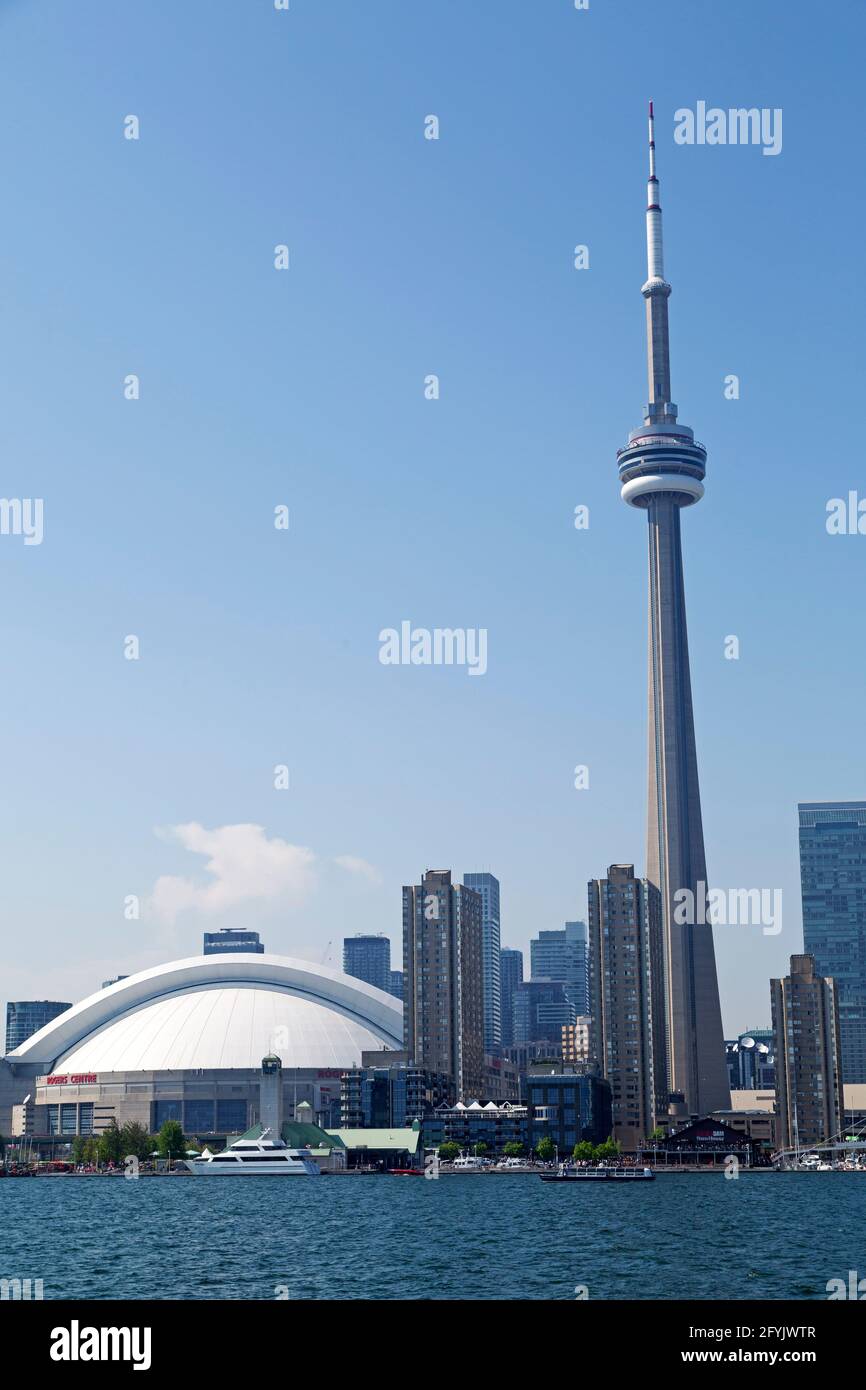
1,1172 -> 863,1300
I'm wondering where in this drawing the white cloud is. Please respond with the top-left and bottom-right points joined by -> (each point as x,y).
149,822 -> 316,924
333,855 -> 382,885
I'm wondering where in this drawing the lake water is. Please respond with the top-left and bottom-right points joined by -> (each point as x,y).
2,1171 -> 863,1300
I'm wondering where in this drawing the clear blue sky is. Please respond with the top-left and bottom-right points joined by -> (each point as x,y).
1,0 -> 863,1035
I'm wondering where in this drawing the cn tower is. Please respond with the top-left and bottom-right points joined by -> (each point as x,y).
616,104 -> 730,1116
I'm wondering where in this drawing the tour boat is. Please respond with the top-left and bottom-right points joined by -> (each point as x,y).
184,1128 -> 320,1176
540,1165 -> 655,1183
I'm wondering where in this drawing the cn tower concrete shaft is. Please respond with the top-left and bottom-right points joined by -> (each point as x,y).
646,499 -> 729,1114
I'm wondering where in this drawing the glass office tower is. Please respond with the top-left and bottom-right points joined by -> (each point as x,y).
799,801 -> 866,1082
203,929 -> 264,955
6,1000 -> 71,1054
529,921 -> 589,1017
463,872 -> 502,1053
499,948 -> 524,1049
343,934 -> 392,994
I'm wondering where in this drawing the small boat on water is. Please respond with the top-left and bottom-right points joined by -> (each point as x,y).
184,1128 -> 320,1177
540,1165 -> 655,1183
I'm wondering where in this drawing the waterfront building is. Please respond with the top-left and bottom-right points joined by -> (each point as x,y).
588,864 -> 667,1148
771,954 -> 844,1150
561,1016 -> 592,1065
512,980 -> 574,1048
281,1101 -> 347,1172
523,1064 -> 612,1153
342,934 -> 392,994
725,1030 -> 776,1092
640,1116 -> 757,1168
499,948 -> 524,1049
709,1107 -> 776,1158
203,929 -> 264,955
424,1100 -> 528,1154
530,922 -> 589,1016
340,1061 -> 452,1128
388,969 -> 404,1002
5,1000 -> 71,1055
402,870 -> 485,1100
799,801 -> 866,1082
464,872 -> 502,1053
325,1123 -> 423,1171
6,954 -> 402,1141
616,105 -> 729,1115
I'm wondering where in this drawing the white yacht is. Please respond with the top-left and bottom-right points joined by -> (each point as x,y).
184,1128 -> 320,1176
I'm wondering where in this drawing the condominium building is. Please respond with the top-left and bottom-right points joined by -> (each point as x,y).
588,864 -> 667,1149
402,870 -> 485,1100
771,953 -> 844,1150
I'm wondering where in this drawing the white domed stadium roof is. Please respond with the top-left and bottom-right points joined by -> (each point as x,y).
9,954 -> 403,1072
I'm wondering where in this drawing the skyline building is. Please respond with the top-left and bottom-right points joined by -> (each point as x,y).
799,801 -> 866,1083
512,980 -> 574,1049
615,104 -> 729,1116
464,872 -> 502,1052
523,1063 -> 612,1154
343,934 -> 392,994
5,1000 -> 71,1055
561,1017 -> 592,1066
499,947 -> 524,1049
530,921 -> 589,1017
402,870 -> 485,1100
340,1061 -> 452,1128
725,1030 -> 776,1093
388,969 -> 404,1002
588,864 -> 667,1148
771,953 -> 844,1151
203,929 -> 264,956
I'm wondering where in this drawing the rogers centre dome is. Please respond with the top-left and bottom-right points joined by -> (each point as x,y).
9,954 -> 403,1140
12,954 -> 403,1072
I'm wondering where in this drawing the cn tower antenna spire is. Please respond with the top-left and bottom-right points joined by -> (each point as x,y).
643,99 -> 672,422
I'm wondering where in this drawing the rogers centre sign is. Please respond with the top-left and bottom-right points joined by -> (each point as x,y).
46,1073 -> 97,1085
